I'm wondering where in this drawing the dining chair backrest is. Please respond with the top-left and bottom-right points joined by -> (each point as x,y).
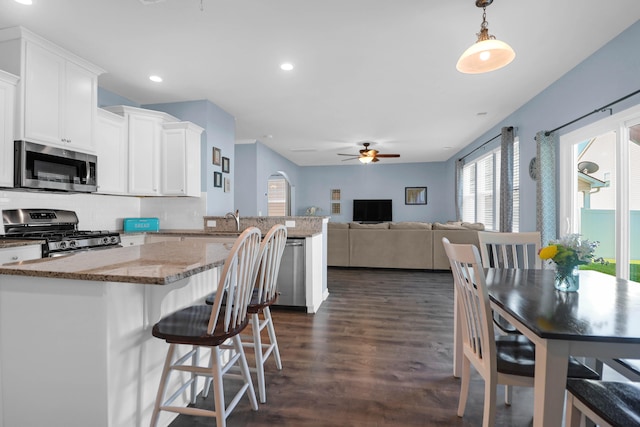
477,231 -> 542,269
442,238 -> 496,377
207,227 -> 262,335
254,224 -> 288,305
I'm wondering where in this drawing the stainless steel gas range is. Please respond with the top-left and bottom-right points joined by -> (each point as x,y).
2,209 -> 121,257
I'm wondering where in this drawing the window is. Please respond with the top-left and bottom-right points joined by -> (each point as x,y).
461,140 -> 519,231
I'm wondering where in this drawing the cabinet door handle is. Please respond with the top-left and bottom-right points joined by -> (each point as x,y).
11,256 -> 18,260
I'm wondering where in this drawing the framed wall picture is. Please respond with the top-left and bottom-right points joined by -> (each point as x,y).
212,147 -> 221,166
223,177 -> 231,192
222,157 -> 230,173
213,171 -> 222,188
405,187 -> 427,205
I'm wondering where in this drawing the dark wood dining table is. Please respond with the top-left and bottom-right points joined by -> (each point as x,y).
452,268 -> 640,427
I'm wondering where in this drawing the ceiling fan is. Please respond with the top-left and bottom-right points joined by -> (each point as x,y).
337,142 -> 400,164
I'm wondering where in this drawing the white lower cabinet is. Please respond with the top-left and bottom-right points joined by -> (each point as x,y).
0,245 -> 42,265
0,70 -> 18,188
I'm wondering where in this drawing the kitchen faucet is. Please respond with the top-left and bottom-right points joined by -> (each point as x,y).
225,209 -> 240,232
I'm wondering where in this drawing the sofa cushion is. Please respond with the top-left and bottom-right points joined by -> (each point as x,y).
349,222 -> 390,229
433,222 -> 466,230
462,222 -> 485,230
389,221 -> 432,230
328,222 -> 349,229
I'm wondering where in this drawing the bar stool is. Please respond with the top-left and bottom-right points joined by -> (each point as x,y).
205,224 -> 288,403
149,227 -> 262,427
565,379 -> 640,427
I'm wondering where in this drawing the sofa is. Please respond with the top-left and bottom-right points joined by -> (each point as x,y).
327,221 -> 483,270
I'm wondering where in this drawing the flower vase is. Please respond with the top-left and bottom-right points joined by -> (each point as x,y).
554,265 -> 580,292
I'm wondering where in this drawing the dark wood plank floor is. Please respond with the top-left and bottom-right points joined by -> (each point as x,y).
169,267 -> 535,426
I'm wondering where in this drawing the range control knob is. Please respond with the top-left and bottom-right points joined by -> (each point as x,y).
110,236 -> 118,244
69,240 -> 77,248
102,237 -> 110,245
58,241 -> 67,249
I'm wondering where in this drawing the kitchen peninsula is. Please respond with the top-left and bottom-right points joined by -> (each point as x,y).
0,216 -> 328,427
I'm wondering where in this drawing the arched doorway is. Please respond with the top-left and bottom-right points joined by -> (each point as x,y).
267,172 -> 293,216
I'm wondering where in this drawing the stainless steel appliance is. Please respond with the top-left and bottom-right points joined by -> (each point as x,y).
274,238 -> 306,308
14,141 -> 97,192
2,209 -> 120,257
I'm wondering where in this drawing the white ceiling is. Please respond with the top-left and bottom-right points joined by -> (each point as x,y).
2,1 -> 639,166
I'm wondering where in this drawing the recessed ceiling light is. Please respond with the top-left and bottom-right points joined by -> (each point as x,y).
149,75 -> 163,83
14,0 -> 33,5
280,63 -> 294,71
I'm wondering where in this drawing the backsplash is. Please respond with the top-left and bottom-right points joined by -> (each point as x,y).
203,215 -> 327,235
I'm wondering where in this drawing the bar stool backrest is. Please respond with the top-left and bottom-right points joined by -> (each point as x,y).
254,224 -> 288,305
208,227 -> 262,335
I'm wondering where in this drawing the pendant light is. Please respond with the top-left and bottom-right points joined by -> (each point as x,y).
456,0 -> 515,74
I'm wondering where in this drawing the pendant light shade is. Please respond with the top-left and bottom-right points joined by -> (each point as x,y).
457,0 -> 515,74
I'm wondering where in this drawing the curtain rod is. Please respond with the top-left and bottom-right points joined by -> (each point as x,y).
544,88 -> 640,136
458,126 -> 513,162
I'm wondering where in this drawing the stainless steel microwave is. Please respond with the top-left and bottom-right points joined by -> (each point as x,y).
14,141 -> 97,193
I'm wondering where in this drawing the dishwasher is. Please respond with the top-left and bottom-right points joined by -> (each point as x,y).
274,238 -> 306,308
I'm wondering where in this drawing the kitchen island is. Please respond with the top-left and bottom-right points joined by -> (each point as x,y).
0,239 -> 232,427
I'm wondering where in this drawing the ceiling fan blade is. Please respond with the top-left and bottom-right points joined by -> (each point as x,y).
337,153 -> 359,157
342,157 -> 358,161
375,154 -> 400,158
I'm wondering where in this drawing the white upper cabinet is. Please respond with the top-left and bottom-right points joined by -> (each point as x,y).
96,108 -> 127,195
103,105 -> 201,197
161,122 -> 203,197
0,70 -> 18,188
0,27 -> 104,153
127,112 -> 163,196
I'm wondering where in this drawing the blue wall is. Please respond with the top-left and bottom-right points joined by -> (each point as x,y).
235,140 -> 302,216
449,21 -> 640,233
97,87 -> 139,108
298,162 -> 451,222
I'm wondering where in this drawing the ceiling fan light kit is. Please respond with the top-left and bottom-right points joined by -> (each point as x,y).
457,0 -> 515,74
338,142 -> 400,164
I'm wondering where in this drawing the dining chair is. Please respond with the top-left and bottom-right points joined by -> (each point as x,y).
477,231 -> 542,270
477,231 -> 542,404
442,238 -> 599,427
204,224 -> 288,403
149,227 -> 262,427
565,379 -> 640,427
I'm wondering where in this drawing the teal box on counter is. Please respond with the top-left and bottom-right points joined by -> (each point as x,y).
123,218 -> 160,232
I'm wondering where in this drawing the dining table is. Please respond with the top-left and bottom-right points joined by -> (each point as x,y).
452,268 -> 640,427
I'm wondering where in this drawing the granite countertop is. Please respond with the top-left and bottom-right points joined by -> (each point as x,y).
122,229 -> 320,238
0,239 -> 46,249
0,239 -> 233,285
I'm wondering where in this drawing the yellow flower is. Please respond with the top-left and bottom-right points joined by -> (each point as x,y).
539,245 -> 559,260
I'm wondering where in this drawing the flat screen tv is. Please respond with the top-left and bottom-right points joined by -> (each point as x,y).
353,199 -> 392,223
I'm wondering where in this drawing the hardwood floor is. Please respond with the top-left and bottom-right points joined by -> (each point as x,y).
169,267 -> 535,426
